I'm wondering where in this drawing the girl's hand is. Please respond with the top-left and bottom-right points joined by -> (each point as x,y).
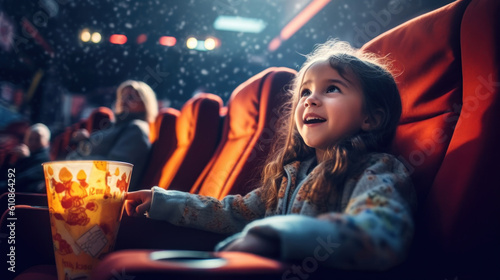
222,233 -> 280,259
124,190 -> 153,216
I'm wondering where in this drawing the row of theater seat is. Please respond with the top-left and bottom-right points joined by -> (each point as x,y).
49,66 -> 296,198
142,67 -> 296,198
145,95 -> 222,192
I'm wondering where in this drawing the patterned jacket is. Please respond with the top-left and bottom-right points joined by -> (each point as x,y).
148,152 -> 417,270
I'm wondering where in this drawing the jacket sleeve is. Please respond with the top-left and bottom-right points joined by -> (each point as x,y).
216,155 -> 417,271
148,185 -> 268,234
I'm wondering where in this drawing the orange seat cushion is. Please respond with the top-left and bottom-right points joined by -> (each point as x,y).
139,108 -> 180,189
159,93 -> 223,191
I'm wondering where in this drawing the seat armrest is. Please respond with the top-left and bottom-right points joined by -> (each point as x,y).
91,250 -> 287,280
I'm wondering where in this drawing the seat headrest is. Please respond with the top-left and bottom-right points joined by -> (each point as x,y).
87,107 -> 115,132
156,108 -> 181,140
176,93 -> 223,145
226,67 -> 296,140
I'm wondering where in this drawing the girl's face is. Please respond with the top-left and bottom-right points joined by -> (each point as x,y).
294,60 -> 369,157
120,86 -> 146,113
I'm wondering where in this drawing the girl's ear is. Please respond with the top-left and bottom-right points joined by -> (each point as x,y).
361,109 -> 384,131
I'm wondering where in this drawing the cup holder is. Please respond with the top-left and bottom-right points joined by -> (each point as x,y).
150,250 -> 227,269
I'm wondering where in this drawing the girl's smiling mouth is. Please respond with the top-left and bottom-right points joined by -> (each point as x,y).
303,113 -> 326,124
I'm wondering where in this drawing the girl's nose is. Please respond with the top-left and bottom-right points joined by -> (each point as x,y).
304,93 -> 320,107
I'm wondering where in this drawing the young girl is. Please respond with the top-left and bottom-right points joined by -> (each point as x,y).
125,40 -> 417,271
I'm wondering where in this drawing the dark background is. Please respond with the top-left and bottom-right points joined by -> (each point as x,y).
0,0 -> 453,131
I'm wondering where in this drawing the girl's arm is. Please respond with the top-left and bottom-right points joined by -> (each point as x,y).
218,154 -> 417,271
127,185 -> 268,234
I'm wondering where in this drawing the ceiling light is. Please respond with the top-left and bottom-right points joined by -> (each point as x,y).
213,16 -> 266,33
186,37 -> 198,49
91,32 -> 101,43
110,34 -> 127,45
268,0 -> 330,51
159,36 -> 176,47
204,37 -> 217,50
80,29 -> 91,42
136,34 -> 147,44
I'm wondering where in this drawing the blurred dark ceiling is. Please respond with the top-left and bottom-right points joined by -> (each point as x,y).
0,0 -> 454,108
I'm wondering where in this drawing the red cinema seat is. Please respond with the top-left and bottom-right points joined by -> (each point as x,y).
139,108 -> 180,189
158,93 -> 223,192
190,67 -> 296,199
86,106 -> 115,132
361,0 -> 500,276
148,107 -> 169,144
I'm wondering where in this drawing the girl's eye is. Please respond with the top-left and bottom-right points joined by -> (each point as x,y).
300,89 -> 311,97
326,85 -> 340,93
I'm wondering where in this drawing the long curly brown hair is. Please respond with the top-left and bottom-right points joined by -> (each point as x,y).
261,40 -> 402,209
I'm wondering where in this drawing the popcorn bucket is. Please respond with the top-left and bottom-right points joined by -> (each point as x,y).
42,160 -> 133,280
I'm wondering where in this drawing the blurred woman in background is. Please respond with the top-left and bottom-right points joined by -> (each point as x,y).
70,80 -> 158,191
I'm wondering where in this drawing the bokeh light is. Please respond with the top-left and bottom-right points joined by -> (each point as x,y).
159,36 -> 177,47
186,37 -> 198,49
91,32 -> 102,43
204,38 -> 216,50
110,34 -> 127,45
80,29 -> 91,42
136,34 -> 147,44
